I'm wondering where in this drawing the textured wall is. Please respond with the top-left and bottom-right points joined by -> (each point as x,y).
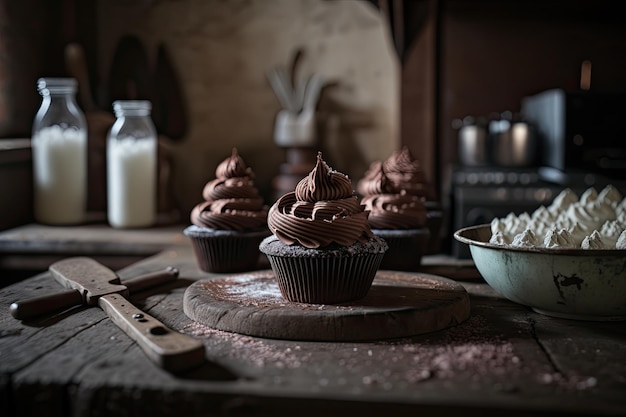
97,0 -> 399,215
0,0 -> 54,138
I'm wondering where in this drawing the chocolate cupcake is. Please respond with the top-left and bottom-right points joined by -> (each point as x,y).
184,148 -> 270,273
259,152 -> 388,304
379,146 -> 443,253
357,148 -> 431,271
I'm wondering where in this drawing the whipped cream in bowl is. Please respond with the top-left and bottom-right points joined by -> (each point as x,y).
455,185 -> 626,321
486,185 -> 625,250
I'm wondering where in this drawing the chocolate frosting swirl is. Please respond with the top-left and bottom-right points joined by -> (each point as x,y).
190,148 -> 268,231
357,150 -> 428,230
361,194 -> 428,229
356,161 -> 398,196
267,152 -> 373,248
381,146 -> 430,199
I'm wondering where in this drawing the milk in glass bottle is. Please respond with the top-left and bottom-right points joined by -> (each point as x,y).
107,100 -> 157,228
32,77 -> 87,224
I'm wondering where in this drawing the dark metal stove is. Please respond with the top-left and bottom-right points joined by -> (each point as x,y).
450,166 -> 570,259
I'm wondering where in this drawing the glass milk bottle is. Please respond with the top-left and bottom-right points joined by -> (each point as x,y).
107,100 -> 157,228
32,77 -> 87,225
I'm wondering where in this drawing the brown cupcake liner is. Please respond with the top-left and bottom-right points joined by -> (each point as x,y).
375,228 -> 431,271
188,233 -> 268,273
265,252 -> 385,304
426,208 -> 443,254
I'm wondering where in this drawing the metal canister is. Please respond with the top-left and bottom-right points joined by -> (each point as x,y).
457,117 -> 489,166
492,121 -> 537,167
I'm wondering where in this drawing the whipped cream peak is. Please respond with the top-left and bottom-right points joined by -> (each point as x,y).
554,216 -> 576,230
503,215 -> 527,237
562,203 -> 596,226
592,198 -> 618,222
531,205 -> 555,223
489,231 -> 508,245
511,229 -> 539,248
527,218 -> 551,238
598,184 -> 623,207
579,187 -> 598,205
600,220 -> 624,247
490,217 -> 505,235
518,212 -> 532,224
581,230 -> 606,249
567,222 -> 589,246
543,228 -> 576,249
548,188 -> 578,214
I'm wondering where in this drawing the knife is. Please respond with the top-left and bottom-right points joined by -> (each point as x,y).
10,263 -> 179,320
11,257 -> 205,372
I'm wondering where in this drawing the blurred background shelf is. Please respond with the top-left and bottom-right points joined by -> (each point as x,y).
0,222 -> 187,287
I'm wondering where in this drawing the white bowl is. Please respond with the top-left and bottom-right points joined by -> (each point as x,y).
454,224 -> 626,321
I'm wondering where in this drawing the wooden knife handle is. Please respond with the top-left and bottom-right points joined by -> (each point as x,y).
10,289 -> 83,320
98,293 -> 205,372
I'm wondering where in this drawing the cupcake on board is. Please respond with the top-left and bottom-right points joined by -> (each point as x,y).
357,147 -> 430,270
259,152 -> 388,304
184,148 -> 270,273
384,146 -> 443,252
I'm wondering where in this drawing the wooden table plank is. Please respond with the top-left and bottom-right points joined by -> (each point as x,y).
1,245 -> 625,416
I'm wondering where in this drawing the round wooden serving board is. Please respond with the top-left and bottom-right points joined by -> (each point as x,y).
183,270 -> 470,341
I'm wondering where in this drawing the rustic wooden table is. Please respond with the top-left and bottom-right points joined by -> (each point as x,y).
0,225 -> 625,417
